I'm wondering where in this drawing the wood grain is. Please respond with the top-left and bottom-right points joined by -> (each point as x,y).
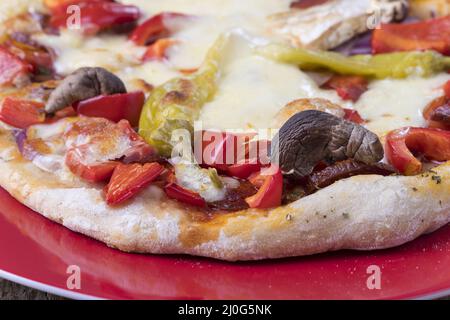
0,279 -> 65,300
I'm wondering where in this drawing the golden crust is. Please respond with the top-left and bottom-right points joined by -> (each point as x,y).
1,132 -> 449,261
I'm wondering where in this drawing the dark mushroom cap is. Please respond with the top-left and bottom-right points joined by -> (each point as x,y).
45,67 -> 127,113
271,110 -> 384,179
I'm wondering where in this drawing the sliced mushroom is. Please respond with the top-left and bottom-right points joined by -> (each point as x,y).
45,67 -> 126,113
272,98 -> 345,128
268,0 -> 408,50
308,159 -> 396,190
271,110 -> 384,178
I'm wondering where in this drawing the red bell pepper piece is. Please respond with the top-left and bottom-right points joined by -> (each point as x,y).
323,75 -> 368,102
198,131 -> 255,171
245,166 -> 283,209
164,182 -> 206,207
142,38 -> 177,61
64,118 -> 157,182
226,161 -> 262,179
385,127 -> 450,176
0,97 -> 45,128
0,47 -> 33,86
105,162 -> 164,205
423,96 -> 450,130
444,80 -> 450,99
343,108 -> 365,124
129,12 -> 188,46
372,16 -> 450,55
7,37 -> 54,74
44,0 -> 111,11
66,147 -> 119,183
50,1 -> 140,35
74,91 -> 145,127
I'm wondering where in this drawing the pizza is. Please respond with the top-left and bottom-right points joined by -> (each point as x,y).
0,0 -> 449,261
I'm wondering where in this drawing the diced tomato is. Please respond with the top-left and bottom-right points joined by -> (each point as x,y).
164,183 -> 206,207
343,108 -> 365,124
142,38 -> 177,61
129,12 -> 188,46
372,16 -> 450,55
245,166 -> 283,209
50,1 -> 140,35
423,96 -> 450,130
74,91 -> 145,127
105,162 -> 164,205
0,47 -> 33,86
323,75 -> 368,102
385,127 -> 450,176
0,97 -> 45,128
444,80 -> 450,99
66,147 -> 119,183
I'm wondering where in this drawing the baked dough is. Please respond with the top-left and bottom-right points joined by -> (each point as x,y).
1,132 -> 449,261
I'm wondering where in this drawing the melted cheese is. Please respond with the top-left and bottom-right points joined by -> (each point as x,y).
200,34 -> 346,131
27,1 -> 450,139
0,0 -> 43,25
355,74 -> 450,137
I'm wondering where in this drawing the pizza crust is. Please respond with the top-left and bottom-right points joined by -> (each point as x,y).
1,133 -> 449,261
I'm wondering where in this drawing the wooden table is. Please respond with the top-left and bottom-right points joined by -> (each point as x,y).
1,277 -> 449,300
0,278 -> 64,300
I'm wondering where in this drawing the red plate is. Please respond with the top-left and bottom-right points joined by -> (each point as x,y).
0,187 -> 449,300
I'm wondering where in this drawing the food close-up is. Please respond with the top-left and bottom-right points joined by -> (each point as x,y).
0,0 -> 450,301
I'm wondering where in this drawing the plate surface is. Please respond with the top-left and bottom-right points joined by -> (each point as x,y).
1,187 -> 449,300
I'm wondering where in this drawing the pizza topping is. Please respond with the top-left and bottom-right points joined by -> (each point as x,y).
129,12 -> 190,46
164,182 -> 207,208
5,33 -> 55,82
0,97 -> 46,129
322,75 -> 368,102
257,44 -> 450,79
270,0 -> 407,50
142,38 -> 178,62
139,35 -> 229,157
272,98 -> 345,128
423,96 -> 450,130
0,47 -> 33,87
172,162 -> 226,203
385,127 -> 450,176
66,148 -> 119,183
444,80 -> 450,99
372,15 -> 450,55
73,91 -> 145,127
46,67 -> 126,114
272,110 -> 383,179
49,1 -> 141,35
209,180 -> 258,211
63,118 -> 157,182
343,108 -> 365,124
307,159 -> 396,190
431,104 -> 450,125
245,166 -> 283,209
105,162 -> 164,205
